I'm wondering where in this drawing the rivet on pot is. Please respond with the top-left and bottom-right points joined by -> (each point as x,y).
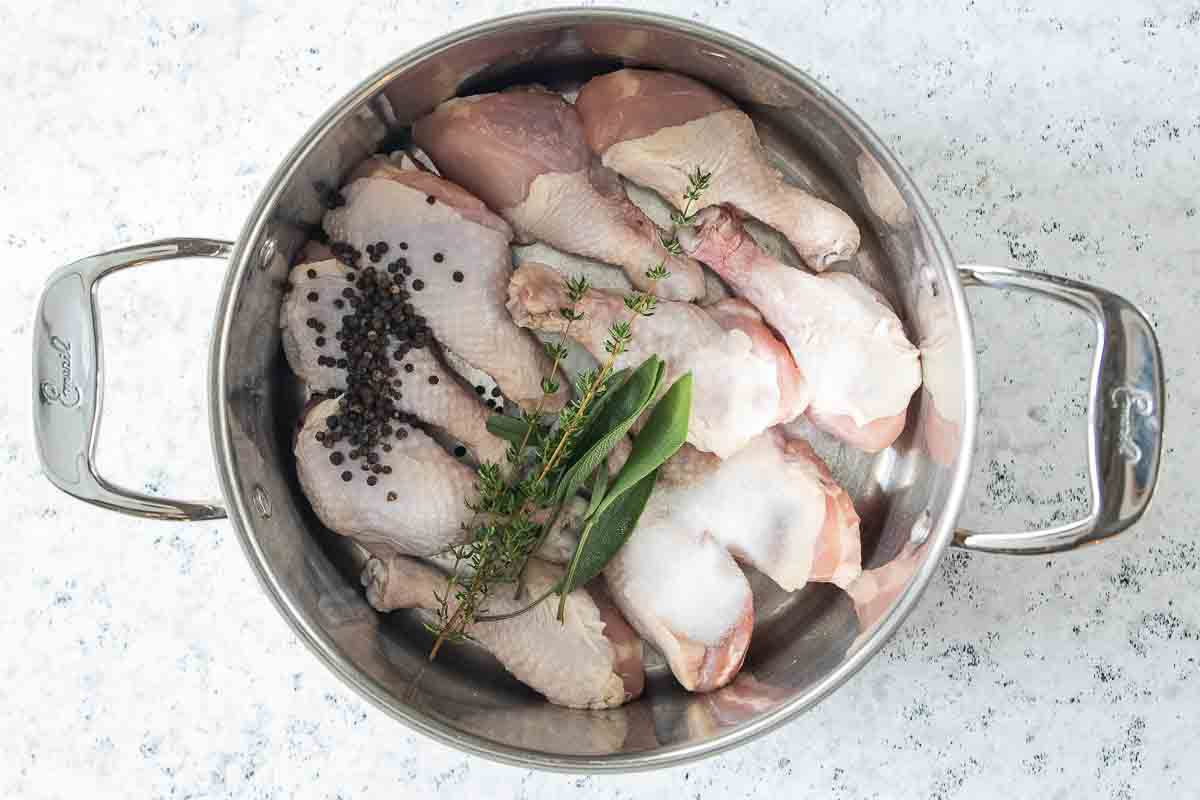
910,509 -> 932,544
252,484 -> 273,519
921,265 -> 939,297
258,237 -> 277,271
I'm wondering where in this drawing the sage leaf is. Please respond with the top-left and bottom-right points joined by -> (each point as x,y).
553,356 -> 663,506
556,469 -> 658,617
561,366 -> 635,471
592,372 -> 692,520
584,459 -> 610,520
486,414 -> 534,447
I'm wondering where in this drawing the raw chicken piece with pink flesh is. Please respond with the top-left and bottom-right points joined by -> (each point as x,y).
605,427 -> 861,692
653,429 -> 862,592
507,262 -> 807,458
362,555 -> 645,709
679,206 -> 920,452
323,158 -> 566,411
281,258 -> 508,466
604,508 -> 753,693
412,87 -> 706,302
295,397 -> 475,556
575,69 -> 860,270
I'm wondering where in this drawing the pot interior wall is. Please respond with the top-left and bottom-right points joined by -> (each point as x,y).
217,13 -> 968,764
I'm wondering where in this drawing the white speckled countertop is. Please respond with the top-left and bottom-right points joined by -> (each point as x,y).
2,1 -> 1195,796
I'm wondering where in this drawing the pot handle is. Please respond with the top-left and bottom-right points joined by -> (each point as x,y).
953,264 -> 1164,554
32,238 -> 234,521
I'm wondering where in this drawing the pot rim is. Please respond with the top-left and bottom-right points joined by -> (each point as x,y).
208,6 -> 979,772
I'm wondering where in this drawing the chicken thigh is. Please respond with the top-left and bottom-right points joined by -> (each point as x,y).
363,555 -> 645,709
323,158 -> 566,410
655,429 -> 862,591
604,510 -> 754,693
295,397 -> 475,556
605,427 -> 860,692
680,206 -> 920,451
412,87 -> 706,302
575,69 -> 860,270
507,262 -> 807,457
282,258 -> 508,465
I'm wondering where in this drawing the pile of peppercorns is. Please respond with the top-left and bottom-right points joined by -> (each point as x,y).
304,238 -> 438,499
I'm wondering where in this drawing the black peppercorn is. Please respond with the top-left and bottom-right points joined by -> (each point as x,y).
452,271 -> 464,283
341,470 -> 352,482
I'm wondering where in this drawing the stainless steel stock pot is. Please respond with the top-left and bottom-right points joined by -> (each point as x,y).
32,8 -> 1163,772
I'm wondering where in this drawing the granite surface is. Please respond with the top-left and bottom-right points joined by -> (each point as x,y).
2,1 -> 1195,797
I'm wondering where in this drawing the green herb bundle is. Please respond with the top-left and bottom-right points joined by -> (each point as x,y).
427,167 -> 710,658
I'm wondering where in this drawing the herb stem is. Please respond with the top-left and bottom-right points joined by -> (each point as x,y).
426,167 -> 711,652
556,517 -> 596,620
514,315 -> 576,460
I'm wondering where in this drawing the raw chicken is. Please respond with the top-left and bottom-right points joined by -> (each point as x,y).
575,69 -> 860,270
323,158 -> 566,411
412,87 -> 706,302
295,397 -> 474,556
281,258 -> 508,465
604,511 -> 753,693
703,296 -> 809,427
362,555 -> 645,709
680,206 -> 920,451
806,409 -> 909,455
507,262 -> 807,457
605,427 -> 860,692
655,430 -> 862,592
